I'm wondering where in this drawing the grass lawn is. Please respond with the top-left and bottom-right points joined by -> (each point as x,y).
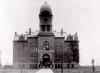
0,68 -> 100,73
1,69 -> 40,73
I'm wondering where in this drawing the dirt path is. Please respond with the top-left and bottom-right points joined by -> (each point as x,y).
36,69 -> 54,73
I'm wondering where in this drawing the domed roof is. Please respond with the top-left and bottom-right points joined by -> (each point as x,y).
40,2 -> 52,14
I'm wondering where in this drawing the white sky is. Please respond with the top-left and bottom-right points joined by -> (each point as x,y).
0,0 -> 100,66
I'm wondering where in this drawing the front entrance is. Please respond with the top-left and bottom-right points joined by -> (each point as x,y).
39,54 -> 53,68
42,54 -> 50,67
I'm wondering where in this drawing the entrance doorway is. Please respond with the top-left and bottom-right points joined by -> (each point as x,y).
42,54 -> 51,68
39,54 -> 53,68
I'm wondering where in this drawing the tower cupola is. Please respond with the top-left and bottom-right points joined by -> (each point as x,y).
39,2 -> 53,32
40,2 -> 52,15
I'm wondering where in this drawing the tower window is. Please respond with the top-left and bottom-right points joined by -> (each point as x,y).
47,26 -> 50,31
42,26 -> 45,31
44,17 -> 48,21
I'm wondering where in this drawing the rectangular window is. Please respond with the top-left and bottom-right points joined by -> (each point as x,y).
47,26 -> 50,31
19,65 -> 21,68
22,47 -> 25,52
23,54 -> 25,57
18,46 -> 21,52
35,57 -> 37,62
35,64 -> 37,69
42,26 -> 45,31
72,64 -> 74,68
23,54 -> 25,62
18,55 -> 21,62
61,64 -> 62,68
30,54 -> 32,62
23,58 -> 25,62
32,56 -> 35,62
55,64 -> 57,69
67,64 -> 70,68
23,64 -> 25,68
30,64 -> 32,69
58,64 -> 60,68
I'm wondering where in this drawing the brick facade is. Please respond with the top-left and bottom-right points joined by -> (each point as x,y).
13,2 -> 79,69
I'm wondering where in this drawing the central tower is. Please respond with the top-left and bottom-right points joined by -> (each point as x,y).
38,2 -> 53,34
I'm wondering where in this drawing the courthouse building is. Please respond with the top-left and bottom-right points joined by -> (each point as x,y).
13,2 -> 79,69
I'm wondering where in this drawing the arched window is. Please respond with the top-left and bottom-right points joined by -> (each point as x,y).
29,42 -> 37,52
43,41 -> 49,50
55,42 -> 63,52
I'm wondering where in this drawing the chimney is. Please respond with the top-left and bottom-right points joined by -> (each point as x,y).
61,28 -> 63,35
29,28 -> 31,35
15,32 -> 17,36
